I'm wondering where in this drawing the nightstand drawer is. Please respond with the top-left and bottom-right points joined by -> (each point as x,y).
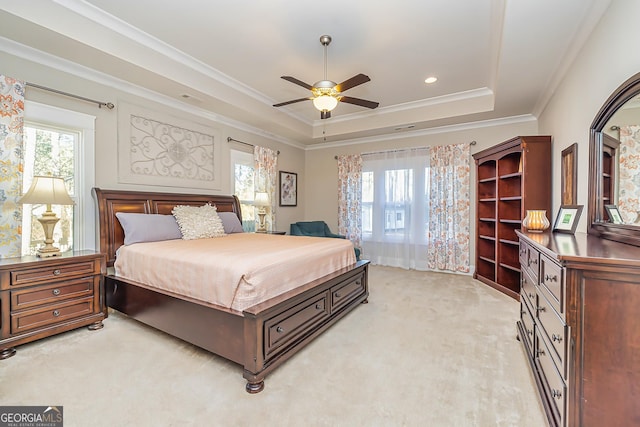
11,277 -> 95,311
11,296 -> 95,335
10,260 -> 98,288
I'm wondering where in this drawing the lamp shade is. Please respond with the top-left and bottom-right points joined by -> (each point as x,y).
313,95 -> 338,112
18,176 -> 74,206
254,192 -> 270,207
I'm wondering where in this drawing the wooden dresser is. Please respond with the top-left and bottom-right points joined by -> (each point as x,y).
516,230 -> 640,427
0,250 -> 106,359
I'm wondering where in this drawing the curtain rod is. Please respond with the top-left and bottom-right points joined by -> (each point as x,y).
227,137 -> 280,155
334,141 -> 476,159
26,82 -> 115,109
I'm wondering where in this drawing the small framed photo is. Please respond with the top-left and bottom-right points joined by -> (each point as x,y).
279,171 -> 297,206
605,204 -> 624,224
552,205 -> 583,234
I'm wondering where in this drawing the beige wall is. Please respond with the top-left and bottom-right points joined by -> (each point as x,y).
538,0 -> 640,233
0,52 -> 306,234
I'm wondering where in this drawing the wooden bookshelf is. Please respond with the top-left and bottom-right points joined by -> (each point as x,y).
472,136 -> 551,299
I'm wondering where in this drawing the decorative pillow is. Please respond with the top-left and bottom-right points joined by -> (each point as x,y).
218,211 -> 244,234
115,213 -> 182,245
172,203 -> 226,240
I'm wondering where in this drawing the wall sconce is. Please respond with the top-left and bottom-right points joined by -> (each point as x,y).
254,192 -> 270,233
522,210 -> 550,233
18,176 -> 74,257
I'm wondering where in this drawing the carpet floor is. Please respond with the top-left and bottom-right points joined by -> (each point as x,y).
0,266 -> 547,426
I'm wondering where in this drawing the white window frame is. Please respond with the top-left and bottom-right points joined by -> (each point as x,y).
24,101 -> 96,251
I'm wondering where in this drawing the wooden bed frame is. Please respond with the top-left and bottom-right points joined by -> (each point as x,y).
93,188 -> 369,393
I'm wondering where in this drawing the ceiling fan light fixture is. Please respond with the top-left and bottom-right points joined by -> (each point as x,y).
313,94 -> 338,112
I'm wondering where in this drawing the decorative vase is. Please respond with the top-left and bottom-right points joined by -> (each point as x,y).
522,210 -> 550,233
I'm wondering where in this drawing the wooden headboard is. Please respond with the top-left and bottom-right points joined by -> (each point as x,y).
93,188 -> 242,267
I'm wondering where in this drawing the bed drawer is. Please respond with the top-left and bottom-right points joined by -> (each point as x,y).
11,296 -> 95,335
11,277 -> 95,311
330,273 -> 366,311
264,292 -> 329,358
9,260 -> 99,288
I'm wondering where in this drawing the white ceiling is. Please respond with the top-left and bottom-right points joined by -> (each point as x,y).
0,0 -> 611,146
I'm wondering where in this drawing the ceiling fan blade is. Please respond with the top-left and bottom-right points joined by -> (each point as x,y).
281,76 -> 313,90
335,73 -> 371,92
340,96 -> 379,109
273,97 -> 312,107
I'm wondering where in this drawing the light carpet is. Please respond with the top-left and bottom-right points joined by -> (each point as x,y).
0,266 -> 547,426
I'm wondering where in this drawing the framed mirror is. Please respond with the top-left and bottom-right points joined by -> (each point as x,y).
588,71 -> 640,246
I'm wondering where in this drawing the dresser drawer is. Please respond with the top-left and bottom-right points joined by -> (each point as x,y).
520,300 -> 535,358
522,242 -> 540,282
536,291 -> 567,376
522,268 -> 537,312
536,329 -> 566,427
331,273 -> 366,311
539,254 -> 564,316
264,292 -> 329,359
11,277 -> 96,311
10,260 -> 98,288
11,296 -> 95,335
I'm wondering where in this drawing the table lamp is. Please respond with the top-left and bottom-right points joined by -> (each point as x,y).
254,192 -> 270,232
18,176 -> 75,257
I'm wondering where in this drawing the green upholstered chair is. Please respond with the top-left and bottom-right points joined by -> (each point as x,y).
289,221 -> 361,260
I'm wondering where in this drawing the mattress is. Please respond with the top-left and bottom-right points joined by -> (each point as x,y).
114,233 -> 356,312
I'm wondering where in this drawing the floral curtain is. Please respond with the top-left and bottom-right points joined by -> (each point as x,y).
618,125 -> 640,224
337,154 -> 362,250
254,146 -> 277,231
0,75 -> 25,259
427,142 -> 470,272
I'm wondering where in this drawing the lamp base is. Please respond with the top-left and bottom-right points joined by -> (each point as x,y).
37,247 -> 62,258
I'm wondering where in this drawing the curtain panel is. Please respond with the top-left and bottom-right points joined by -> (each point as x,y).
618,125 -> 640,223
427,142 -> 470,273
336,154 -> 362,249
254,146 -> 277,231
0,75 -> 25,258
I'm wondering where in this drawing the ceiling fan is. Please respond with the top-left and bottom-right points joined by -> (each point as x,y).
273,35 -> 379,119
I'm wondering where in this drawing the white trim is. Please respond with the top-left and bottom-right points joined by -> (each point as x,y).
24,101 -> 97,251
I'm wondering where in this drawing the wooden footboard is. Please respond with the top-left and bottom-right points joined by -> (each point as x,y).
94,188 -> 369,392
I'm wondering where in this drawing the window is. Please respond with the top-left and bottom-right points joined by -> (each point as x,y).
22,102 -> 95,255
230,148 -> 255,231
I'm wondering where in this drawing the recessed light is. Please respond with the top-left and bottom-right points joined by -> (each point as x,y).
394,125 -> 416,131
424,76 -> 438,84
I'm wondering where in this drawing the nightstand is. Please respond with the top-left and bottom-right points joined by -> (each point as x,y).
255,230 -> 286,235
0,250 -> 106,359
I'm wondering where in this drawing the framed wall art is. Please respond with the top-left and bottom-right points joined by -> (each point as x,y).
605,204 -> 624,224
561,142 -> 578,205
279,171 -> 297,206
552,204 -> 583,234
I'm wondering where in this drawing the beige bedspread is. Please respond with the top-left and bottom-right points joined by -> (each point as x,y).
114,233 -> 356,312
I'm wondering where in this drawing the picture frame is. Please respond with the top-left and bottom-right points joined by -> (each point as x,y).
561,143 -> 578,205
605,204 -> 624,224
279,171 -> 297,206
552,205 -> 583,234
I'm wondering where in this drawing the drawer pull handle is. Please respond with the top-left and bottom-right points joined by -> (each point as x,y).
531,258 -> 538,265
276,326 -> 284,333
527,329 -> 533,336
335,292 -> 341,298
53,269 -> 61,276
552,334 -> 563,343
551,389 -> 562,399
544,274 -> 558,282
536,348 -> 545,357
315,303 -> 323,310
528,292 -> 535,299
537,306 -> 546,313
52,288 -> 61,296
53,310 -> 60,317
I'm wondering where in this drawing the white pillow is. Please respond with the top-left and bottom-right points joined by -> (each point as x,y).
172,203 -> 226,240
